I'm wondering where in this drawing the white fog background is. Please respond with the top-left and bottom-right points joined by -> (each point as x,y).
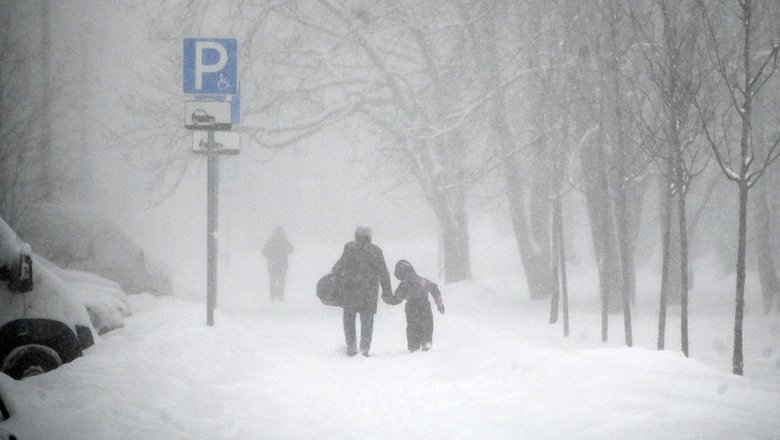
1,0 -> 780,438
46,2 -> 440,294
6,1 -> 438,297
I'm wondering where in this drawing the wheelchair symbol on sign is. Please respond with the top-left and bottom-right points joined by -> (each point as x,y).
217,73 -> 231,91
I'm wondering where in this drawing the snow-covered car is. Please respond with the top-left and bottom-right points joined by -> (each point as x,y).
0,426 -> 15,440
37,257 -> 131,336
0,216 -> 128,380
0,386 -> 14,437
15,203 -> 171,297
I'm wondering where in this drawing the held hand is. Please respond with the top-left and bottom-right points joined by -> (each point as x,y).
437,304 -> 445,314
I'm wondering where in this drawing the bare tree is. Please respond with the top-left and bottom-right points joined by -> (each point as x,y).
631,0 -> 709,357
123,0 -> 490,282
697,0 -> 780,375
526,0 -> 581,336
308,0 -> 486,282
602,0 -> 637,347
0,4 -> 48,226
750,77 -> 780,314
1,1 -> 104,247
112,1 -> 214,200
475,0 -> 561,300
566,0 -> 648,344
754,176 -> 780,313
566,11 -> 619,341
38,0 -> 54,202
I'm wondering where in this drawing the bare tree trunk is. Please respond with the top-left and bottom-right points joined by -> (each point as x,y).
558,197 -> 570,337
549,133 -> 567,325
581,131 -> 613,342
524,5 -> 555,301
597,60 -> 623,317
658,169 -> 673,350
733,181 -> 748,375
551,194 -> 570,337
612,138 -> 633,346
670,94 -> 690,358
581,129 -> 619,341
678,181 -> 690,357
584,94 -> 623,340
483,6 -> 555,300
39,0 -> 53,201
626,182 -> 647,306
409,25 -> 473,285
583,132 -> 619,341
698,0 -> 780,374
549,196 -> 561,324
606,3 -> 634,346
429,188 -> 471,283
505,166 -> 556,300
754,181 -> 779,313
612,119 -> 633,347
76,21 -> 95,199
731,0 -> 755,376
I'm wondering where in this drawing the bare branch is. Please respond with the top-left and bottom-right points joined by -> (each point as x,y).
750,43 -> 780,95
697,103 -> 740,182
747,133 -> 780,189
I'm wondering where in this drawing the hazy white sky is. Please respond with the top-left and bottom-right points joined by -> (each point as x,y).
37,1 -> 443,288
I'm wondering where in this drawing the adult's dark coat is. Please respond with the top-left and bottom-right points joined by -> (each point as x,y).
331,238 -> 392,314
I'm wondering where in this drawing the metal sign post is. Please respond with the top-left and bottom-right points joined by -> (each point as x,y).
195,127 -> 238,326
206,129 -> 219,327
183,38 -> 240,327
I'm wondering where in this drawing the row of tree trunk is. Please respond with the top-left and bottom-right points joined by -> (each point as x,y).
109,0 -> 780,377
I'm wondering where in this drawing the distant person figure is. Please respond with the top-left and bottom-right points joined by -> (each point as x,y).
332,226 -> 392,357
262,227 -> 294,301
383,260 -> 445,353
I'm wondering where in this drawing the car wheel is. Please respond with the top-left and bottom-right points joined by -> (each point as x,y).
2,344 -> 62,380
0,427 -> 17,440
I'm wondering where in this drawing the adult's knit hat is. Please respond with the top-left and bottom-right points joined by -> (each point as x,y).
355,225 -> 372,242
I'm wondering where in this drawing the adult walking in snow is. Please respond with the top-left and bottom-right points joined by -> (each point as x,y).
331,226 -> 392,357
262,227 -> 294,301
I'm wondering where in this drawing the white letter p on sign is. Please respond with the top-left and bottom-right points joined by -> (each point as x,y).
195,41 -> 228,90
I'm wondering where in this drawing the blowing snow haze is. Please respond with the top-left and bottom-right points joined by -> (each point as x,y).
1,1 -> 780,438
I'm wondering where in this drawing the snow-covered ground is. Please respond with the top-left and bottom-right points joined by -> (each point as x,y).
1,234 -> 779,439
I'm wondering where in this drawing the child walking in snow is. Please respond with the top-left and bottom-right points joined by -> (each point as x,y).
382,260 -> 445,352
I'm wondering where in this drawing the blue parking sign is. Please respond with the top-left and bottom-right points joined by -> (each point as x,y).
183,38 -> 238,95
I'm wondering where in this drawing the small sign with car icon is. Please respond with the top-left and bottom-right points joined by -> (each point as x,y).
184,101 -> 232,130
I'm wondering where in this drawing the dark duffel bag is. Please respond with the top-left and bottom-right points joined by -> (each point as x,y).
316,273 -> 343,307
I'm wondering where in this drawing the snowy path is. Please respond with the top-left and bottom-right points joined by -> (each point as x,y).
1,281 -> 779,440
